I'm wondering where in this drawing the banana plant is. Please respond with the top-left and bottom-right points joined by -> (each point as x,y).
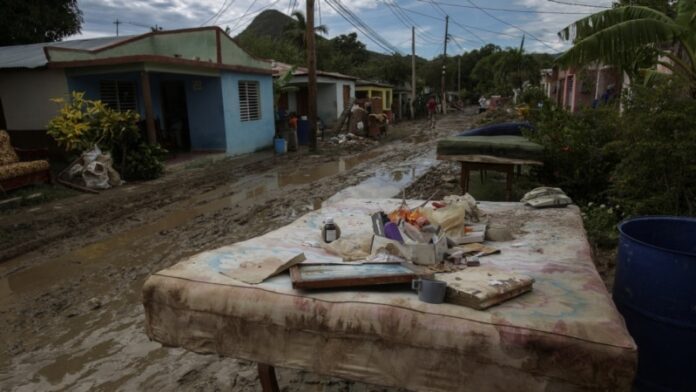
557,1 -> 696,89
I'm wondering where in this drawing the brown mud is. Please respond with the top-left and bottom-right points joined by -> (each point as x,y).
0,110 -> 477,391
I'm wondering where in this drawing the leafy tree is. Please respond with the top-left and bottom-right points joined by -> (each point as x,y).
236,34 -> 304,65
557,0 -> 696,89
283,11 -> 328,49
471,48 -> 542,96
0,0 -> 82,45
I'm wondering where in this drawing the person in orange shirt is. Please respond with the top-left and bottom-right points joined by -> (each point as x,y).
287,112 -> 298,151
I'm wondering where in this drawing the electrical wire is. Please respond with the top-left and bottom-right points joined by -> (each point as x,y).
387,0 -> 441,43
464,0 -> 558,51
324,0 -> 399,54
415,0 -> 594,15
547,0 -> 611,8
200,0 -> 228,26
222,0 -> 281,34
326,0 -> 401,54
226,0 -> 261,31
318,0 -> 322,27
382,0 -> 440,45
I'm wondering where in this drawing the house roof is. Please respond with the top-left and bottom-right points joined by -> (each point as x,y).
0,36 -> 132,69
272,61 -> 357,81
356,79 -> 393,88
0,27 -> 271,74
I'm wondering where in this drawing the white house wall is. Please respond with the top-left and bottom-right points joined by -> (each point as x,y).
0,69 -> 68,130
317,83 -> 337,125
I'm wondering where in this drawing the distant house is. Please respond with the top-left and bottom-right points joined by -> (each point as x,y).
0,27 -> 275,156
272,61 -> 356,128
355,80 -> 394,114
541,64 -> 622,112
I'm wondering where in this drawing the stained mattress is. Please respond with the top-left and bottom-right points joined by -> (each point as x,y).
143,199 -> 636,391
437,135 -> 544,161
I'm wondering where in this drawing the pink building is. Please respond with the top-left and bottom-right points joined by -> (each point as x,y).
541,64 -> 623,112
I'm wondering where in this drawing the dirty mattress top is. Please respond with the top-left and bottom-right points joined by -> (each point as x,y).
143,198 -> 636,391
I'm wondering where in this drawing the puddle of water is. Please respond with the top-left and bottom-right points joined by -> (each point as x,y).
325,151 -> 436,205
0,150 -> 385,301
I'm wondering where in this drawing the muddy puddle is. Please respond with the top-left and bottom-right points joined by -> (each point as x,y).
0,147 -> 428,303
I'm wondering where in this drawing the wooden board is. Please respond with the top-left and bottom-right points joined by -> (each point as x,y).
290,262 -> 431,289
437,268 -> 534,310
437,154 -> 543,166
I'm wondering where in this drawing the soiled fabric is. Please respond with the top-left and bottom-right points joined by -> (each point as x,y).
437,135 -> 544,161
0,160 -> 50,181
143,199 -> 636,392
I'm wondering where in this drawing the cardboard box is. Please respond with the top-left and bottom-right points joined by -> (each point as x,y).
370,235 -> 448,266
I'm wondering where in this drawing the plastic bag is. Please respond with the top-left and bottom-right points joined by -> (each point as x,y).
322,233 -> 373,261
82,161 -> 111,189
421,194 -> 480,236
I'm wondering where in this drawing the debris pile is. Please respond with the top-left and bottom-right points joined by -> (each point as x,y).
61,146 -> 123,191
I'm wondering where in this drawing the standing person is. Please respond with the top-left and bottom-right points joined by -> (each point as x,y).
287,112 -> 298,152
426,96 -> 437,129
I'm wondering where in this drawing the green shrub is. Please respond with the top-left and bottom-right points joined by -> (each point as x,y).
611,80 -> 696,216
120,143 -> 167,180
581,202 -> 624,248
519,86 -> 548,107
525,105 -> 620,203
48,91 -> 167,181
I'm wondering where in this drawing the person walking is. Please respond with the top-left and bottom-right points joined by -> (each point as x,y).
426,96 -> 437,129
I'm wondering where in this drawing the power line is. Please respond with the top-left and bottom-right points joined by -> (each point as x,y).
464,0 -> 558,51
416,0 -> 594,15
388,0 -> 441,43
318,0 -> 322,26
200,0 -> 231,26
382,0 -> 440,44
547,0 -> 611,8
226,0 -> 261,31
325,0 -> 400,54
223,0 -> 281,34
428,0 -> 488,45
324,0 -> 394,53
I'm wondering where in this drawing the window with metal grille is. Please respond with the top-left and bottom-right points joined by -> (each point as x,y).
99,80 -> 137,112
238,81 -> 260,122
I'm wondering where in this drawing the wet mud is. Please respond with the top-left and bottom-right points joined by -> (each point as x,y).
0,111 -> 477,391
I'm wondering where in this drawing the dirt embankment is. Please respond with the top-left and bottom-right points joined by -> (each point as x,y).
0,111 -> 477,391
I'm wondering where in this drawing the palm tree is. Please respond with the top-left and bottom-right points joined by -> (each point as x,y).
557,1 -> 696,87
283,11 -> 328,49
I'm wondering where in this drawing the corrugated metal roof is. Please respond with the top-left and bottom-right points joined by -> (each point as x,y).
0,36 -> 131,69
272,60 -> 358,81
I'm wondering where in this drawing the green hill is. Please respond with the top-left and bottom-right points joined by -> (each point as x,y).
235,9 -> 294,40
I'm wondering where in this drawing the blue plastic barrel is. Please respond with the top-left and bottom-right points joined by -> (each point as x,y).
297,118 -> 310,145
614,216 -> 696,392
274,137 -> 286,154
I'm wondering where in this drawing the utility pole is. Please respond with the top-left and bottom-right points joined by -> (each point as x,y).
114,19 -> 121,36
411,26 -> 416,120
306,0 -> 318,152
457,56 -> 461,95
441,15 -> 449,115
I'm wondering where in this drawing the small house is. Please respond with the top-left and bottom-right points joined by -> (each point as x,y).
355,80 -> 394,114
272,61 -> 356,128
0,27 -> 275,156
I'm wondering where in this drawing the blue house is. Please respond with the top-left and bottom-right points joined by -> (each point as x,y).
0,27 -> 274,156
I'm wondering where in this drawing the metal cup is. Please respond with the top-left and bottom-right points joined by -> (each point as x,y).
412,278 -> 447,304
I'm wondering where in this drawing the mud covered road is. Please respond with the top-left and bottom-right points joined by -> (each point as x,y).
0,111 -> 478,391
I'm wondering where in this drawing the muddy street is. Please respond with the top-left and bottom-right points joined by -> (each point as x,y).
0,110 -> 477,391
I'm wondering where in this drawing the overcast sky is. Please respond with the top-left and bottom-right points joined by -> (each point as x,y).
72,0 -> 614,57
